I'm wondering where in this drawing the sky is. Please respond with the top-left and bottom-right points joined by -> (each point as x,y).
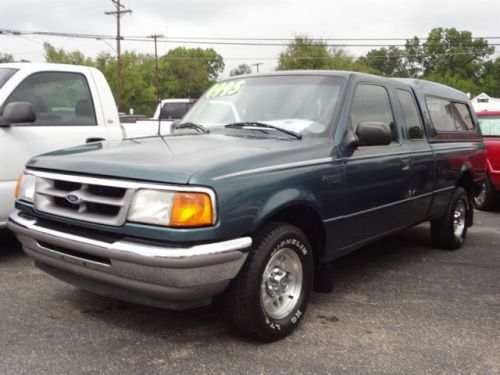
1,0 -> 499,76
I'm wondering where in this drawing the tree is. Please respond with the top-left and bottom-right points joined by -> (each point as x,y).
161,47 -> 224,98
230,64 -> 252,76
331,48 -> 371,72
277,35 -> 372,72
0,53 -> 14,63
404,36 -> 424,77
411,27 -> 494,80
357,46 -> 409,77
41,43 -> 225,115
480,57 -> 500,98
407,28 -> 495,95
277,36 -> 336,70
44,43 -> 94,66
358,27 -> 497,96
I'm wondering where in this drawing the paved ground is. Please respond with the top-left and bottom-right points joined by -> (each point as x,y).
0,210 -> 499,375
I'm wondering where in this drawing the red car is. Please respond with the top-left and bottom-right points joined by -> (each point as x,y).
475,111 -> 500,210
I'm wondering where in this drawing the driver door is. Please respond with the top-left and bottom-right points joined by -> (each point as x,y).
336,82 -> 412,250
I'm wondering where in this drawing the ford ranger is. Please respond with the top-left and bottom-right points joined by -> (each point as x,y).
8,71 -> 486,341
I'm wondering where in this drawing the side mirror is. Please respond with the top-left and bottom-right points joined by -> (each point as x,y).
2,102 -> 36,125
355,121 -> 392,146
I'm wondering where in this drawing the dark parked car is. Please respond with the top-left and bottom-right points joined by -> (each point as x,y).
474,110 -> 500,210
9,71 -> 486,341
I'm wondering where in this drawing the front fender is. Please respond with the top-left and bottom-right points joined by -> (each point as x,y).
255,187 -> 322,227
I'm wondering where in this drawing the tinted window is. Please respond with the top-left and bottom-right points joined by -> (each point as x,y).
4,72 -> 96,126
160,102 -> 194,120
0,68 -> 17,89
396,89 -> 424,139
350,84 -> 397,142
454,103 -> 474,131
426,97 -> 475,132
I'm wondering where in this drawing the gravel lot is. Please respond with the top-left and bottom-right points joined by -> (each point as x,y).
1,210 -> 499,375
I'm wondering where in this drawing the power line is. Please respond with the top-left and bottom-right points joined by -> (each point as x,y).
150,35 -> 500,42
2,28 -> 499,63
1,29 -> 499,48
3,28 -> 498,41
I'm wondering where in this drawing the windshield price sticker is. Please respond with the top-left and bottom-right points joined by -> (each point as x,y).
206,80 -> 245,98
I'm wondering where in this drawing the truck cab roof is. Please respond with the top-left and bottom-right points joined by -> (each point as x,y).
0,62 -> 100,75
220,70 -> 470,103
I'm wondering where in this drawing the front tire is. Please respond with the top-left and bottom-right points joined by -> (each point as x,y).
431,187 -> 470,250
224,222 -> 314,342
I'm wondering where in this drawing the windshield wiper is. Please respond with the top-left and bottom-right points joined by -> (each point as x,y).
172,122 -> 210,134
224,121 -> 302,140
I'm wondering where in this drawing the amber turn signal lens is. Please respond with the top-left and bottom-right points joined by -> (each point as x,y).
170,192 -> 213,227
14,174 -> 23,199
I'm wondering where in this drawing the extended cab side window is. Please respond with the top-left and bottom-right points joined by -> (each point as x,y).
396,89 -> 425,140
350,84 -> 398,143
426,96 -> 475,133
4,72 -> 97,126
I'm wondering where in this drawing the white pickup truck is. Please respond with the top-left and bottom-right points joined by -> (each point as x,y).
153,98 -> 196,120
0,63 -> 164,228
129,98 -> 196,128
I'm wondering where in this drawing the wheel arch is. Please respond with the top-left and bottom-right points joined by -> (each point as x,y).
456,167 -> 474,198
254,197 -> 327,265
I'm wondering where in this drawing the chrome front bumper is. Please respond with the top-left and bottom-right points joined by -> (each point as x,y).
8,210 -> 251,309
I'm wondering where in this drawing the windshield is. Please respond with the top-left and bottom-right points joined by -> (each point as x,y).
0,68 -> 18,90
478,115 -> 500,136
183,75 -> 346,138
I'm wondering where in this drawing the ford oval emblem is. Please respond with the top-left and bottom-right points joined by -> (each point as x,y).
66,193 -> 82,205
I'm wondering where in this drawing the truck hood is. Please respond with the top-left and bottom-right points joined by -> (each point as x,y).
27,134 -> 330,185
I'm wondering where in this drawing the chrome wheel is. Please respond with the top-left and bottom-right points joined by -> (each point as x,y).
473,182 -> 486,207
453,199 -> 466,239
260,248 -> 303,320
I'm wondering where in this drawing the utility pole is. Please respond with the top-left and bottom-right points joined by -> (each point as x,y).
251,62 -> 263,73
148,34 -> 164,104
105,0 -> 132,110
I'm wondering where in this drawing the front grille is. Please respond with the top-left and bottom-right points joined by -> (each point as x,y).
53,196 -> 80,211
54,180 -> 81,192
34,175 -> 135,226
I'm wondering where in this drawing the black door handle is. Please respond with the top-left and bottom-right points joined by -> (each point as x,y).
86,137 -> 105,143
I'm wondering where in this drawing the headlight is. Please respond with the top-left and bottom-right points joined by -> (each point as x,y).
128,189 -> 214,227
15,173 -> 36,203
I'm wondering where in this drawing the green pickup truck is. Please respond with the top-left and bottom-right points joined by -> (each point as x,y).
8,71 -> 486,341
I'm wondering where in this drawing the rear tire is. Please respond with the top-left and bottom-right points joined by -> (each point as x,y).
473,177 -> 499,211
431,187 -> 470,250
224,222 -> 314,342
